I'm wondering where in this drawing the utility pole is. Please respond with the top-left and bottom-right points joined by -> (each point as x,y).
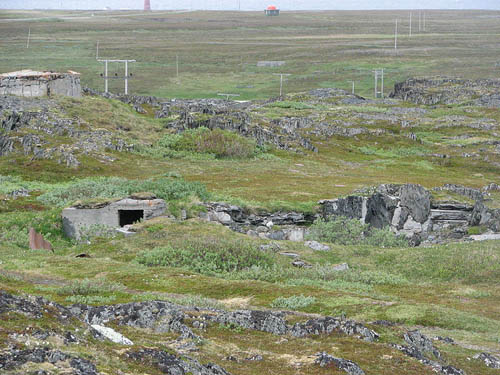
419,12 -> 421,32
423,12 -> 426,32
395,19 -> 398,51
98,59 -> 136,94
409,12 -> 412,37
273,73 -> 291,98
217,93 -> 240,100
374,69 -> 384,98
348,80 -> 355,94
176,54 -> 179,79
26,27 -> 31,49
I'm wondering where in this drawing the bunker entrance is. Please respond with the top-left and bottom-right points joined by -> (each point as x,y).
119,210 -> 144,227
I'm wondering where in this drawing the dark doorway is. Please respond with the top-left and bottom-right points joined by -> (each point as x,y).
119,210 -> 144,226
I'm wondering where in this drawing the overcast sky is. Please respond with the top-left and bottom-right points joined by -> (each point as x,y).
1,0 -> 500,10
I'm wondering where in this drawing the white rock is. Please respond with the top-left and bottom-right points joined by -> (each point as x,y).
332,263 -> 349,271
304,240 -> 330,251
470,233 -> 500,241
402,216 -> 422,232
287,228 -> 304,242
215,211 -> 232,224
91,324 -> 133,345
266,220 -> 274,228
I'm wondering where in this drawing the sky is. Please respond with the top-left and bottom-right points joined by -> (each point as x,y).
1,0 -> 500,10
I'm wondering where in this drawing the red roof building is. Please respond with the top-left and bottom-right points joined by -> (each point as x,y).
265,5 -> 280,16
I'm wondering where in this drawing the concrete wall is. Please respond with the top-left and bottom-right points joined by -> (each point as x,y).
62,198 -> 166,239
0,74 -> 81,98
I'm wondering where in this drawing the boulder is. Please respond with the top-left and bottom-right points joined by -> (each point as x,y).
400,184 -> 431,224
91,324 -> 133,345
473,352 -> 500,369
304,240 -> 330,251
315,352 -> 365,375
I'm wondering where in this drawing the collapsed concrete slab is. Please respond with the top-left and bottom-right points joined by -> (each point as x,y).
0,70 -> 81,97
62,195 -> 166,239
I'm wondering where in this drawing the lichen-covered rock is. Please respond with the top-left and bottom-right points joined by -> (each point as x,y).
393,330 -> 465,375
315,352 -> 365,375
290,316 -> 379,342
473,352 -> 500,369
126,348 -> 231,375
211,310 -> 288,335
0,347 -> 98,374
71,300 -> 198,340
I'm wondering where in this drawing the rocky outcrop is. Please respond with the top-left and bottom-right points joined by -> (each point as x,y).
319,183 -> 500,245
0,347 -> 98,374
473,352 -> 500,369
390,77 -> 500,107
200,202 -> 317,241
126,348 -> 231,375
393,330 -> 465,375
206,309 -> 379,342
70,300 -> 198,340
0,96 -> 133,167
315,352 -> 365,375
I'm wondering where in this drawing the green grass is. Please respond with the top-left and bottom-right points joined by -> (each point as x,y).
1,9 -> 500,375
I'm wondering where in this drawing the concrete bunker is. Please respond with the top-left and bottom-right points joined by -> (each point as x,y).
62,194 -> 166,239
119,209 -> 144,226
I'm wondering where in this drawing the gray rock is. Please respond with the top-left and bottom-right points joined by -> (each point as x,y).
473,352 -> 500,369
304,240 -> 330,251
211,310 -> 288,335
400,184 -> 431,224
278,252 -> 300,258
315,352 -> 365,375
126,348 -> 231,375
332,263 -> 349,271
291,259 -> 312,268
91,324 -> 133,345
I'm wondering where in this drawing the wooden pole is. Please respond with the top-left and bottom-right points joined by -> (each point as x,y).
409,12 -> 412,37
395,19 -> 398,51
26,27 -> 31,49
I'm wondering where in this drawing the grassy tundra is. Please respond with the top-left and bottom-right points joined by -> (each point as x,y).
0,9 -> 500,375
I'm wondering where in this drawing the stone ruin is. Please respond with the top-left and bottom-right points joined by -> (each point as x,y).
62,194 -> 166,240
0,70 -> 81,98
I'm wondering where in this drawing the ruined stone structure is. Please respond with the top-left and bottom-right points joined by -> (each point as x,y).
0,70 -> 81,98
62,195 -> 166,239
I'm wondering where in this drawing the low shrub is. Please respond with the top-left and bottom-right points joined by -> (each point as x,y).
136,237 -> 274,275
56,278 -> 124,296
271,295 -> 316,310
175,128 -> 257,158
65,295 -> 117,304
306,217 -> 408,247
142,127 -> 259,159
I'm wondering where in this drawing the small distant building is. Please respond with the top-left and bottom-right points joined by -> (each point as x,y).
265,5 -> 280,16
62,194 -> 166,239
0,70 -> 81,98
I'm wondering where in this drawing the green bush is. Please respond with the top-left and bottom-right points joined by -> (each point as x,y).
37,176 -> 210,207
0,209 -> 68,249
306,217 -> 367,245
306,217 -> 408,247
142,127 -> 259,159
56,278 -> 124,296
136,237 -> 274,275
271,295 -> 316,310
65,295 -> 117,304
